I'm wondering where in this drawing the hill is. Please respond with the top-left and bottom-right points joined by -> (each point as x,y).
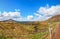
0,19 -> 49,39
48,15 -> 60,22
0,14 -> 60,39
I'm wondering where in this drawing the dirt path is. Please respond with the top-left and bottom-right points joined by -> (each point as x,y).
53,23 -> 60,39
45,22 -> 60,39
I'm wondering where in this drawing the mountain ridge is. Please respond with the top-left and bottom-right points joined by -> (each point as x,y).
48,15 -> 60,22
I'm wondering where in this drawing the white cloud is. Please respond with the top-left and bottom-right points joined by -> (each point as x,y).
2,11 -> 20,18
0,9 -> 21,21
27,15 -> 33,20
34,13 -> 40,17
0,5 -> 60,21
34,5 -> 60,21
37,5 -> 60,16
12,18 -> 24,21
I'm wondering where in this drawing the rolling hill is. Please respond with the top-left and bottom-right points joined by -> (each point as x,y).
0,15 -> 60,39
48,15 -> 60,22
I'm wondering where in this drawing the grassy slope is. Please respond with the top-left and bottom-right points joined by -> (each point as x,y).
0,21 -> 49,39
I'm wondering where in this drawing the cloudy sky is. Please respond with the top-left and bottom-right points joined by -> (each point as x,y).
0,0 -> 60,21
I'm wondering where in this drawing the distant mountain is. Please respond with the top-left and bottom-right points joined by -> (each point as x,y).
0,19 -> 17,23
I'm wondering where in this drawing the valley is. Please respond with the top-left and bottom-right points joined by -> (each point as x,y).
0,15 -> 60,39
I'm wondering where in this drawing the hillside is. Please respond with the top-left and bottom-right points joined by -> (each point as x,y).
0,15 -> 60,39
45,15 -> 60,39
48,15 -> 60,22
0,19 -> 48,39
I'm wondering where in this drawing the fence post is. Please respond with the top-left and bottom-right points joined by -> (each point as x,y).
49,24 -> 53,39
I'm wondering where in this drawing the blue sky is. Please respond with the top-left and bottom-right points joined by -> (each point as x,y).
0,0 -> 60,21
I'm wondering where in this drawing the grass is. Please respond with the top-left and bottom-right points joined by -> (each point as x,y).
21,30 -> 48,39
0,21 -> 49,39
0,35 -> 6,39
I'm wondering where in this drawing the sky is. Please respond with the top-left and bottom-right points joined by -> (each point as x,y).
0,0 -> 60,21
